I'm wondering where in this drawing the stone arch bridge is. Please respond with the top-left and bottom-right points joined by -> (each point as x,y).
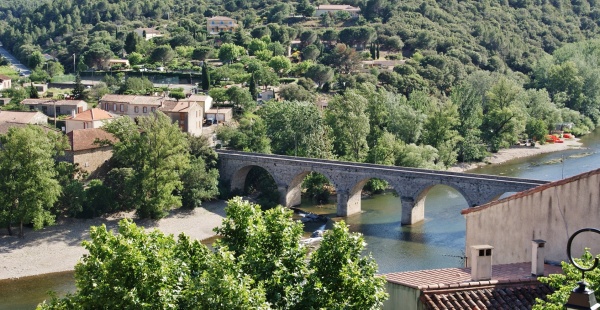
217,150 -> 549,225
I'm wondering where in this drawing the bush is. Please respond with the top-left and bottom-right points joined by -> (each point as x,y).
279,77 -> 296,84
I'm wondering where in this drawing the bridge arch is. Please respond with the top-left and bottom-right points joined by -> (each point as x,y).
282,169 -> 339,207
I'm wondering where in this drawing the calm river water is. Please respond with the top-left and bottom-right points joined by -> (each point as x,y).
3,128 -> 600,309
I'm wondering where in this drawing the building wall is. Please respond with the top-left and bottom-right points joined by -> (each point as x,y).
29,103 -> 85,117
64,146 -> 114,174
207,19 -> 237,34
1,79 -> 11,89
382,283 -> 422,310
101,102 -> 158,118
464,172 -> 600,267
65,119 -> 108,133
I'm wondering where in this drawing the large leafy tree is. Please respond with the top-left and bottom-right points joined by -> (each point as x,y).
104,113 -> 190,219
325,90 -> 370,161
0,126 -> 66,237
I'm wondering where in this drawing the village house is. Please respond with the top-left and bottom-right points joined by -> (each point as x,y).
63,128 -> 117,176
462,167 -> 600,267
134,27 -> 163,40
106,59 -> 130,70
205,107 -> 233,124
159,100 -> 204,136
99,94 -> 164,118
0,110 -> 48,126
314,4 -> 361,17
31,83 -> 48,96
64,108 -> 116,133
21,98 -> 87,117
207,16 -> 238,35
0,74 -> 11,90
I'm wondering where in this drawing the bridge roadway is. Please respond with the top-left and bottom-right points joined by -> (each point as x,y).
217,150 -> 549,225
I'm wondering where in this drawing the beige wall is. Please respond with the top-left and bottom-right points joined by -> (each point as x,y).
464,172 -> 600,267
382,283 -> 422,310
1,79 -> 11,89
101,102 -> 158,118
65,119 -> 110,133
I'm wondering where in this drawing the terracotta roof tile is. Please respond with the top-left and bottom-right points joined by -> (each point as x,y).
158,100 -> 195,113
67,128 -> 117,151
67,108 -> 114,121
461,167 -> 600,215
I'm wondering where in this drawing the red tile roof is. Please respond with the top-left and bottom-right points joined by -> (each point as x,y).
67,108 -> 114,121
461,167 -> 600,215
420,282 -> 553,309
159,100 -> 193,113
385,263 -> 561,310
385,263 -> 561,290
67,128 -> 117,151
0,74 -> 11,81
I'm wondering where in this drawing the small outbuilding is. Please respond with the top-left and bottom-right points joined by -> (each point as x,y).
205,107 -> 233,124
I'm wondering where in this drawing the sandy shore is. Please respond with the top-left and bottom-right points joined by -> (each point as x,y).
448,138 -> 583,172
0,139 -> 584,280
0,200 -> 227,280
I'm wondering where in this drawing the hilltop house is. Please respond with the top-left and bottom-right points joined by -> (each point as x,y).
99,94 -> 213,136
0,75 -> 11,90
134,27 -> 163,40
21,98 -> 87,117
64,108 -> 116,133
314,4 -> 361,17
207,16 -> 238,35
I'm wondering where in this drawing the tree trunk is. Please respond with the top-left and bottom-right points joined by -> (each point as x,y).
7,224 -> 13,236
19,221 -> 24,238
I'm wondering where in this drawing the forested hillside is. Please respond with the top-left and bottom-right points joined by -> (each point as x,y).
2,0 -> 600,170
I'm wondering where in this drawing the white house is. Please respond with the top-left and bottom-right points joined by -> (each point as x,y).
64,108 -> 116,133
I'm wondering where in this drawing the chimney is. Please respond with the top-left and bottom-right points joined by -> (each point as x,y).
532,239 -> 546,276
470,245 -> 493,281
71,109 -> 76,118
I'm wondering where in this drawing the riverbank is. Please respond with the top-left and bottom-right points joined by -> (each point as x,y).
0,200 -> 227,281
448,138 -> 583,172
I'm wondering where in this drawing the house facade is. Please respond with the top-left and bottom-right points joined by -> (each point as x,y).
207,16 -> 238,35
314,5 -> 361,17
159,100 -> 204,136
65,108 -> 115,133
462,168 -> 600,267
64,128 -> 117,175
134,27 -> 163,40
21,99 -> 87,117
99,94 -> 164,118
0,74 -> 12,90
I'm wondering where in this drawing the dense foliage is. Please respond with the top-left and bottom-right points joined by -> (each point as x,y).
38,198 -> 388,309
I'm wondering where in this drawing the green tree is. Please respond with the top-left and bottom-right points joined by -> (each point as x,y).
180,157 -> 219,209
127,52 -> 143,66
150,45 -> 176,66
72,74 -> 85,100
209,87 -> 228,105
300,221 -> 388,309
306,64 -> 334,88
325,90 -> 370,161
0,126 -> 66,236
422,100 -> 461,167
248,73 -> 257,100
29,83 -> 39,98
124,32 -> 140,54
216,115 -> 271,153
533,249 -> 600,310
226,86 -> 255,113
268,55 -> 292,77
218,43 -> 245,64
452,83 -> 487,162
201,62 -> 211,91
248,38 -> 268,55
278,84 -> 315,102
104,113 -> 190,219
120,77 -> 154,95
47,61 -> 64,77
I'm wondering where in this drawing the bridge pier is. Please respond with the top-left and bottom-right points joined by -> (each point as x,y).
336,190 -> 361,217
401,196 -> 425,225
279,185 -> 301,207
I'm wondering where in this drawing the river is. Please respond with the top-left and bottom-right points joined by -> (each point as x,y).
3,128 -> 600,309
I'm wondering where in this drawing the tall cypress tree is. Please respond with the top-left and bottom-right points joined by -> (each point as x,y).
72,74 -> 85,100
201,63 -> 211,91
249,73 -> 257,100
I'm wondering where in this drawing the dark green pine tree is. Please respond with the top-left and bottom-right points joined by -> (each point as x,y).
370,44 -> 376,60
249,73 -> 257,100
72,75 -> 85,100
29,83 -> 39,99
376,44 -> 380,59
201,63 -> 211,91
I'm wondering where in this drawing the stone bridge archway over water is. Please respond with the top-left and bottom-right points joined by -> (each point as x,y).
217,150 -> 549,225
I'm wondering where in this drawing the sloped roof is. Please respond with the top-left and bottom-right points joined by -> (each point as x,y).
183,94 -> 211,102
67,108 -> 114,121
159,100 -> 195,113
99,94 -> 165,106
461,167 -> 600,215
21,99 -> 86,106
135,27 -> 161,34
67,128 -> 117,151
420,283 -> 553,309
317,4 -> 360,10
0,74 -> 11,81
0,111 -> 44,124
208,16 -> 236,21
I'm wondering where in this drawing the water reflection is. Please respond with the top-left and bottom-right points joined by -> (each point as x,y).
0,271 -> 75,310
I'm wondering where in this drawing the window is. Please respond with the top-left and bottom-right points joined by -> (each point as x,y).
56,107 -> 61,114
229,21 -> 232,24
211,21 -> 214,24
105,103 -> 109,110
220,21 -> 223,24
113,104 -> 117,111
120,104 -> 124,112
134,106 -> 139,113
151,107 -> 156,112
143,107 -> 148,113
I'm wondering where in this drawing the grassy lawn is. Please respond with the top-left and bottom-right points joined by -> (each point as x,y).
0,66 -> 19,79
51,74 -> 75,83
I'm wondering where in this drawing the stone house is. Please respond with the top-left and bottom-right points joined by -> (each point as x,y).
134,27 -> 163,40
159,100 -> 204,136
462,167 -> 600,267
64,108 -> 116,133
207,16 -> 238,35
64,128 -> 117,175
314,4 -> 361,17
21,98 -> 87,117
0,74 -> 12,90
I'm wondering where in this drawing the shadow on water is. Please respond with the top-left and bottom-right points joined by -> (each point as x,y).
0,271 -> 76,310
